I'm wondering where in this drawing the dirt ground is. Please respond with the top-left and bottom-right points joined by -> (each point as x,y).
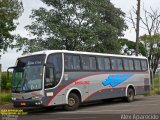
0,103 -> 14,110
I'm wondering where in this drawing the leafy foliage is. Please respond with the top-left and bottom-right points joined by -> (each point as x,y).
20,0 -> 127,53
119,38 -> 147,56
0,0 -> 23,52
140,34 -> 160,74
1,72 -> 12,90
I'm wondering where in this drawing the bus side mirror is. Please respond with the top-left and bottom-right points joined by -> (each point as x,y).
7,66 -> 16,81
7,68 -> 12,81
7,69 -> 9,81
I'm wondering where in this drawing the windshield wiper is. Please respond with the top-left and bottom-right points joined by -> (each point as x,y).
14,78 -> 30,93
21,78 -> 30,91
14,78 -> 23,92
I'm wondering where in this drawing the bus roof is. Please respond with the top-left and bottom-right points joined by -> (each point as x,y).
20,50 -> 147,59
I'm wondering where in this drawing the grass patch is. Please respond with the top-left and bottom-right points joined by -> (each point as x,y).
147,74 -> 160,96
0,90 -> 11,104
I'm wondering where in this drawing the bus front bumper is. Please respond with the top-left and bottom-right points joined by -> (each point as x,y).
12,99 -> 44,108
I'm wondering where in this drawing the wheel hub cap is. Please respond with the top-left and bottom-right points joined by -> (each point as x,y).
68,98 -> 75,106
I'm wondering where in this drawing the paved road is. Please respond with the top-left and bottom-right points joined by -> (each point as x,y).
2,95 -> 160,120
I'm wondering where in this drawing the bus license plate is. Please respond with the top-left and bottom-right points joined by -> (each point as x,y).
20,102 -> 26,106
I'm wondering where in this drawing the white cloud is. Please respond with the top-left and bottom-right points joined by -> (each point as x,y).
1,49 -> 22,71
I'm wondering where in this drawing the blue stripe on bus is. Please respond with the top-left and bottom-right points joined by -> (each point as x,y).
102,74 -> 134,87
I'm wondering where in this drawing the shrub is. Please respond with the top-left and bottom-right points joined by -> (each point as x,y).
1,72 -> 12,90
0,91 -> 11,103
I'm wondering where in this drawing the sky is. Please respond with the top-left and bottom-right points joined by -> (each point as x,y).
1,0 -> 160,71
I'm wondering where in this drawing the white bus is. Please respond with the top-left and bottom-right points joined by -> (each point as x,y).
9,50 -> 150,110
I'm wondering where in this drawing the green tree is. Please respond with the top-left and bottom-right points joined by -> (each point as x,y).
0,0 -> 23,52
140,34 -> 160,75
21,0 -> 127,53
119,38 -> 147,56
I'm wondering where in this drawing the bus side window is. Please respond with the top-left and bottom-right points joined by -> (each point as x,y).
141,60 -> 148,71
64,54 -> 81,70
123,59 -> 130,70
97,57 -> 110,70
111,58 -> 123,70
89,56 -> 97,70
82,56 -> 90,70
97,57 -> 104,70
73,55 -> 81,70
82,56 -> 97,70
64,55 -> 74,70
45,53 -> 62,88
45,67 -> 54,88
134,59 -> 141,71
128,59 -> 134,70
104,58 -> 110,70
123,59 -> 134,71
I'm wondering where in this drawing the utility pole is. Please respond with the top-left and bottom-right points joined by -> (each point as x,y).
136,0 -> 141,56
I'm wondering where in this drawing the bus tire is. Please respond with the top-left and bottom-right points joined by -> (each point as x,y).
125,88 -> 135,102
64,93 -> 80,111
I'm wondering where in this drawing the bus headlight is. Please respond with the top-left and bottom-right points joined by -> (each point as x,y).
12,97 -> 16,100
35,101 -> 43,105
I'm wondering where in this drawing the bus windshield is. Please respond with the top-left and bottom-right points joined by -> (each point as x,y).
12,65 -> 44,92
12,54 -> 45,92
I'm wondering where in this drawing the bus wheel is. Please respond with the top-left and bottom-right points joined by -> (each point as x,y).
64,93 -> 80,111
125,88 -> 135,102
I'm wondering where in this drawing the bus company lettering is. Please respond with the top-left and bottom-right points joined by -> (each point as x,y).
75,81 -> 90,85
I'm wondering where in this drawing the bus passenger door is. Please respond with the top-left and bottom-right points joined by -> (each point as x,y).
44,53 -> 63,106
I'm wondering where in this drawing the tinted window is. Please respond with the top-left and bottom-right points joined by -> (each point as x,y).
73,56 -> 81,70
134,59 -> 141,70
141,60 -> 148,71
82,56 -> 90,70
128,59 -> 134,70
82,56 -> 97,70
64,55 -> 73,70
89,57 -> 97,70
97,57 -> 110,70
111,58 -> 123,70
64,54 -> 80,70
123,59 -> 134,70
45,54 -> 62,88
